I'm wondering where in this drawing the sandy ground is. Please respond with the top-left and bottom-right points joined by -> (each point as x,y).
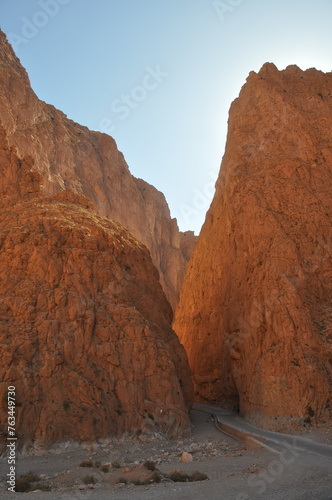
0,410 -> 331,499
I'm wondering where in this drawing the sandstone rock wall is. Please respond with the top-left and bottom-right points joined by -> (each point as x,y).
0,123 -> 193,451
0,30 -> 196,310
174,63 -> 332,429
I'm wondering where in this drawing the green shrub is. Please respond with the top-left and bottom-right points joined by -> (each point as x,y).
167,470 -> 208,483
79,460 -> 94,468
167,470 -> 190,482
100,464 -> 110,473
150,471 -> 162,483
111,460 -> 121,469
190,471 -> 208,482
15,472 -> 40,492
15,477 -> 32,493
143,460 -> 156,471
83,475 -> 95,485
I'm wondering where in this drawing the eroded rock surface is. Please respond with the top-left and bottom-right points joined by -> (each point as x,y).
0,30 -> 196,310
174,63 -> 332,429
0,122 -> 193,452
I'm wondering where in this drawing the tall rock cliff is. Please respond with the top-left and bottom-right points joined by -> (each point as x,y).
0,30 -> 196,311
174,63 -> 332,430
0,122 -> 193,451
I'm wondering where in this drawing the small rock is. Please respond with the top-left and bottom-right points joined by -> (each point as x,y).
181,451 -> 193,463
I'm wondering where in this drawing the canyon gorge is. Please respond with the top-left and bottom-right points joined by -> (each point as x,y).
0,30 -> 331,454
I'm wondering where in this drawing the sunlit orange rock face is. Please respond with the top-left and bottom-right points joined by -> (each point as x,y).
174,63 -> 332,430
0,31 -> 195,450
0,30 -> 196,311
0,103 -> 193,450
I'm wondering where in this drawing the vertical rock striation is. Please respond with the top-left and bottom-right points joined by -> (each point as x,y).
174,63 -> 332,430
0,122 -> 193,451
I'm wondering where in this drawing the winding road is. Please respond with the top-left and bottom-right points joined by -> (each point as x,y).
193,403 -> 332,461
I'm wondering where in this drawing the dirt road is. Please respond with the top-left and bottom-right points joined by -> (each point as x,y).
0,410 -> 331,499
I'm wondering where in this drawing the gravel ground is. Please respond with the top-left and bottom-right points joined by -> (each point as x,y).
0,410 -> 331,499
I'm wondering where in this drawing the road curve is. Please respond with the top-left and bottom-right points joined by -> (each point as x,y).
193,403 -> 332,461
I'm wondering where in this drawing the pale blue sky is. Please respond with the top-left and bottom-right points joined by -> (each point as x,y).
1,0 -> 332,233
